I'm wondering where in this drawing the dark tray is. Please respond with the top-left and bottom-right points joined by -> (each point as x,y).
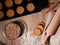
0,0 -> 49,21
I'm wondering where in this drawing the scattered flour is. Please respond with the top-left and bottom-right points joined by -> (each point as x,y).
20,31 -> 41,45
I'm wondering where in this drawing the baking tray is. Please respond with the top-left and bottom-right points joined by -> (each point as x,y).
0,0 -> 49,21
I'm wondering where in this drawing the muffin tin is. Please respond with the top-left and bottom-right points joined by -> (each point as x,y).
0,0 -> 49,21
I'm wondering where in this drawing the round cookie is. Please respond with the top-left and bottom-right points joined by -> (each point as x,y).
5,23 -> 21,40
0,11 -> 4,19
38,22 -> 45,27
33,28 -> 41,36
5,0 -> 13,7
36,22 -> 45,32
0,3 -> 2,10
36,25 -> 44,31
16,6 -> 24,14
6,9 -> 15,18
14,0 -> 23,4
26,3 -> 35,12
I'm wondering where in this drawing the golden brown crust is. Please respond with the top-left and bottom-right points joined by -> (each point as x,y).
5,0 -> 13,7
16,6 -> 24,14
26,3 -> 35,12
14,0 -> 23,4
33,22 -> 45,36
6,9 -> 15,18
36,25 -> 44,31
33,28 -> 41,36
38,22 -> 45,27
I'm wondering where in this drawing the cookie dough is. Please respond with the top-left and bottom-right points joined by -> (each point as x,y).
5,0 -> 13,7
26,3 -> 35,12
16,6 -> 24,14
6,9 -> 15,18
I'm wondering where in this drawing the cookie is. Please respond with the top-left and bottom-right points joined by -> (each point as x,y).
0,3 -> 2,10
36,25 -> 44,31
33,22 -> 45,36
26,3 -> 35,12
6,9 -> 15,18
5,23 -> 21,40
33,28 -> 41,36
5,0 -> 13,7
36,22 -> 45,32
16,6 -> 24,14
0,11 -> 4,19
14,0 -> 23,4
38,22 -> 45,27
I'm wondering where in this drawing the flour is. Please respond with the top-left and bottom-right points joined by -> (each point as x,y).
20,31 -> 41,45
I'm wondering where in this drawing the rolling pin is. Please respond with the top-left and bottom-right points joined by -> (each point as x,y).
41,10 -> 55,45
45,2 -> 59,14
41,7 -> 60,44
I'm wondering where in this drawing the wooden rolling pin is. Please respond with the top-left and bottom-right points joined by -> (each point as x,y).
45,2 -> 59,14
41,7 -> 60,44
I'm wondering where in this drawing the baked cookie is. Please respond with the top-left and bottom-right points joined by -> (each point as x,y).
36,25 -> 44,31
0,3 -> 2,10
5,23 -> 21,40
14,0 -> 23,4
5,0 -> 13,7
33,22 -> 45,36
33,28 -> 41,36
36,22 -> 45,32
0,11 -> 4,19
26,3 -> 35,12
38,22 -> 45,27
16,6 -> 24,14
6,9 -> 15,18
